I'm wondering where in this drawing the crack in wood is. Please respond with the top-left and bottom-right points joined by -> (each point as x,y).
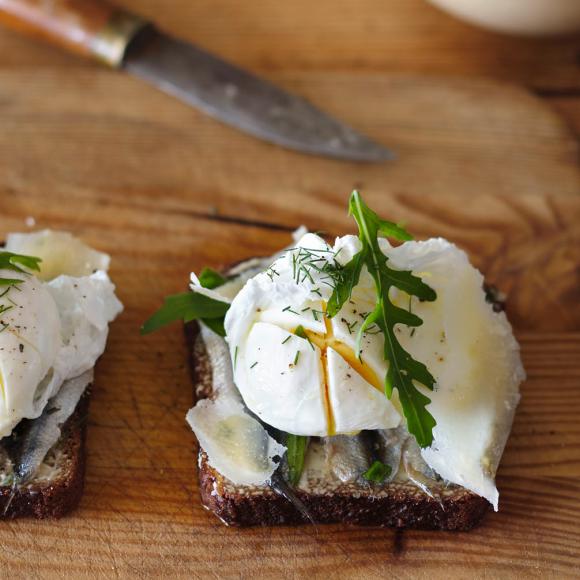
197,211 -> 294,233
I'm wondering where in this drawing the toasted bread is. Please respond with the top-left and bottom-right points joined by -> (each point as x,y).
187,325 -> 490,530
0,391 -> 89,519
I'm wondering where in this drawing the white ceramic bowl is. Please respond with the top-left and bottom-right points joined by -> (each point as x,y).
427,0 -> 580,36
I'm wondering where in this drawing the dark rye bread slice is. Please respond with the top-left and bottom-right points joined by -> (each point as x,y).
186,323 -> 491,530
0,390 -> 90,519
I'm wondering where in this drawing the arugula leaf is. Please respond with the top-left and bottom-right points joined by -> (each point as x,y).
201,316 -> 226,336
329,191 -> 437,448
141,292 -> 229,335
198,267 -> 227,290
142,265 -> 231,335
286,434 -> 309,486
362,460 -> 392,483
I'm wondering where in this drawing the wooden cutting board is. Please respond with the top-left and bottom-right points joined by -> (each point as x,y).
0,71 -> 579,578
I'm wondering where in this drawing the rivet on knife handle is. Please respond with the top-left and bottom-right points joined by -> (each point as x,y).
0,0 -> 147,67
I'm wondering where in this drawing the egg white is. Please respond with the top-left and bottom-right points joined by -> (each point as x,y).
0,231 -> 123,439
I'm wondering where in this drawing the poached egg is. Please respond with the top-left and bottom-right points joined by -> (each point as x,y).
222,232 -> 524,508
0,230 -> 123,438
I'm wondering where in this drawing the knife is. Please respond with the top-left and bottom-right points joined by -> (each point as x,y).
0,0 -> 394,162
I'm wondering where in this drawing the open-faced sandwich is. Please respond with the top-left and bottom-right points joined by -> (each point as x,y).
144,192 -> 525,530
0,230 -> 122,518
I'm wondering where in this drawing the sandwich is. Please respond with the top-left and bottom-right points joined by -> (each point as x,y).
0,230 -> 123,518
143,191 -> 525,530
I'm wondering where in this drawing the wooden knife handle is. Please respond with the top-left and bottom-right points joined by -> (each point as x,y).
0,0 -> 147,67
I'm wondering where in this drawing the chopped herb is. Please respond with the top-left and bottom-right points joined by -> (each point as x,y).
234,346 -> 239,368
294,325 -> 315,350
286,434 -> 309,486
281,335 -> 292,345
311,309 -> 325,322
345,320 -> 358,335
362,460 -> 392,483
0,250 -> 42,291
250,361 -> 258,369
0,251 -> 42,334
0,251 -> 42,276
294,325 -> 307,339
282,305 -> 300,315
293,351 -> 301,365
0,304 -> 13,316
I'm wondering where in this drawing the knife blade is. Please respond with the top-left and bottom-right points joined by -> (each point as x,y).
0,0 -> 394,162
123,28 -> 394,162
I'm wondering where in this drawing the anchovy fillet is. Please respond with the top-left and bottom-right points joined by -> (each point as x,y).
401,437 -> 443,505
375,425 -> 407,483
322,433 -> 372,483
10,369 -> 93,484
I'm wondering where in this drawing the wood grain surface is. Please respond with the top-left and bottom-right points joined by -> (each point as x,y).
0,188 -> 579,579
2,0 -> 580,92
0,0 -> 579,577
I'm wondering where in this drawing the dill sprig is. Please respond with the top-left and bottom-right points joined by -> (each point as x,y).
285,245 -> 345,297
345,319 -> 358,335
0,251 -> 42,333
0,251 -> 42,290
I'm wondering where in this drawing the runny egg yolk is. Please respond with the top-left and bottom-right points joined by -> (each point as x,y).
301,314 -> 383,436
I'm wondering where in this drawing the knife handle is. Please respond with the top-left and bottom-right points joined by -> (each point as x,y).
0,0 -> 147,67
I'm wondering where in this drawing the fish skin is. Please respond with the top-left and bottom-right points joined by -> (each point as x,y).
269,465 -> 316,525
401,436 -> 443,504
9,370 -> 93,484
374,425 -> 408,483
323,433 -> 372,483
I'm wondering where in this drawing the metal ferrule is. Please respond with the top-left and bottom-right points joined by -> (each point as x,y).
92,10 -> 148,68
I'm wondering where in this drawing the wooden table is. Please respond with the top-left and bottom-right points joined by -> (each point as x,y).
0,1 -> 579,577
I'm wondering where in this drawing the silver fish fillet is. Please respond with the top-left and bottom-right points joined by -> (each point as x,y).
323,434 -> 372,483
11,369 -> 93,484
375,425 -> 407,483
401,436 -> 442,504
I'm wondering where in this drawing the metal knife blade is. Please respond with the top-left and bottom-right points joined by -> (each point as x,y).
123,28 -> 394,162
